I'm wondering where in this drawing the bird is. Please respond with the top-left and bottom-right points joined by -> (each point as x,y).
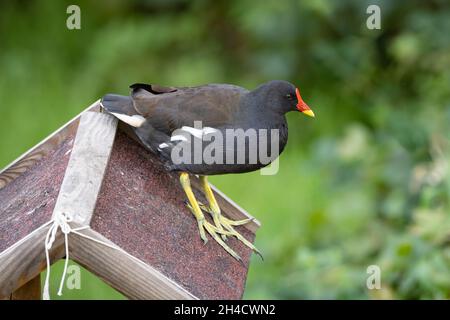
100,80 -> 315,261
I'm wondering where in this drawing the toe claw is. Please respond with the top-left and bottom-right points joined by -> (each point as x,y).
204,222 -> 242,261
255,250 -> 264,261
223,216 -> 254,226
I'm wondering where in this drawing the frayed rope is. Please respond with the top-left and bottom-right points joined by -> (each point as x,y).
43,211 -> 122,300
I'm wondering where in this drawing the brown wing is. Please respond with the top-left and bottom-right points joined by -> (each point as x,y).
130,83 -> 248,135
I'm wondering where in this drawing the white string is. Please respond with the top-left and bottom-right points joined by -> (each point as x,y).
42,211 -> 122,300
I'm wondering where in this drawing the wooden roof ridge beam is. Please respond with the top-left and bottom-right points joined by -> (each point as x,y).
52,111 -> 118,225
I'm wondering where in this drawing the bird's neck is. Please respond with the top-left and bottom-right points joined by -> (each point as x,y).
241,92 -> 286,119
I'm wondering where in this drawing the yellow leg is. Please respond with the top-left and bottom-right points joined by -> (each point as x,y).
200,176 -> 226,240
199,176 -> 262,259
180,172 -> 207,243
180,173 -> 242,261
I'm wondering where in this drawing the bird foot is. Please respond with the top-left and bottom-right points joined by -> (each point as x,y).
198,202 -> 255,226
185,201 -> 263,261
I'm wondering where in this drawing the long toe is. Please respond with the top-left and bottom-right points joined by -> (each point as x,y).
203,222 -> 242,261
197,201 -> 228,241
219,215 -> 263,260
222,216 -> 255,226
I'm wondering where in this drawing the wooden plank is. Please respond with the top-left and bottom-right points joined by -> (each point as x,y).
0,100 -> 100,190
0,224 -> 65,298
11,275 -> 41,300
69,227 -> 196,300
52,112 -> 117,226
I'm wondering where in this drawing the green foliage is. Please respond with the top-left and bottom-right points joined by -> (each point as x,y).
1,0 -> 449,299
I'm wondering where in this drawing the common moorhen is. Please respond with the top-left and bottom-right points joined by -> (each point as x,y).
101,80 -> 314,261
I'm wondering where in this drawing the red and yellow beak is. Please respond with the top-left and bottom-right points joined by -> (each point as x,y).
296,88 -> 315,118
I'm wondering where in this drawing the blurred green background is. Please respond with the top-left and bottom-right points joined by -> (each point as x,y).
1,0 -> 450,299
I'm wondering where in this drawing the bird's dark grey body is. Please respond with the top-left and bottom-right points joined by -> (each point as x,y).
101,80 -> 296,175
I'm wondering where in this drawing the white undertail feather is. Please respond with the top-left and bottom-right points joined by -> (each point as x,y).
158,143 -> 169,149
171,135 -> 188,142
110,112 -> 146,127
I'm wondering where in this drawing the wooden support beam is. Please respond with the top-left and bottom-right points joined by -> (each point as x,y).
69,226 -> 195,299
11,275 -> 41,300
0,224 -> 65,298
52,111 -> 118,225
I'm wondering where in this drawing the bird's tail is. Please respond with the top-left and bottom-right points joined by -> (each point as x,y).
101,94 -> 133,114
100,94 -> 145,127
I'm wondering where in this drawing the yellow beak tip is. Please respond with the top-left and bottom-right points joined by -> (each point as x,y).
302,110 -> 315,118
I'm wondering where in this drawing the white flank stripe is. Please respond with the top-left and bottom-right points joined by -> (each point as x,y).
203,127 -> 218,135
111,113 -> 145,127
181,126 -> 204,139
158,143 -> 169,149
171,135 -> 188,142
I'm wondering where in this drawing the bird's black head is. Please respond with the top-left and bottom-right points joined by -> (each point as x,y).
251,80 -> 315,117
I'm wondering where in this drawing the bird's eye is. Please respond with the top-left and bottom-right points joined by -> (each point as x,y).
286,94 -> 294,100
